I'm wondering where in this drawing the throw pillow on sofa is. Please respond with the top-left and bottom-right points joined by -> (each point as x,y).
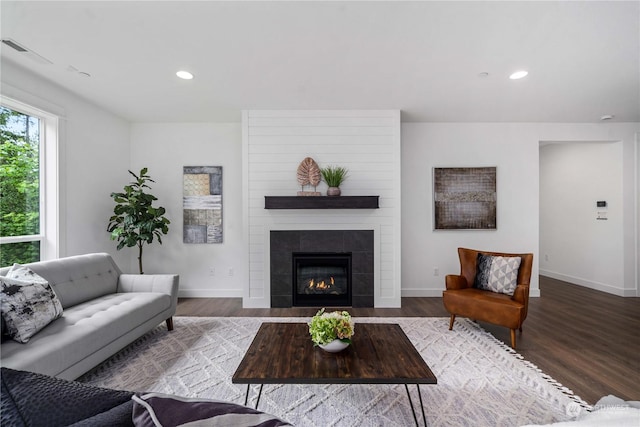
474,254 -> 522,296
0,263 -> 63,343
132,392 -> 292,427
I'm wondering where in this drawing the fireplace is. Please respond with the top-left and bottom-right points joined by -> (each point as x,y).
270,230 -> 374,308
293,252 -> 351,307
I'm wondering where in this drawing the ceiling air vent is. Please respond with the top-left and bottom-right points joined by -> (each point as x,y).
1,38 -> 53,65
2,39 -> 28,52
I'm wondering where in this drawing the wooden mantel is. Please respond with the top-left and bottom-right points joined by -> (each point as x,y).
264,196 -> 379,209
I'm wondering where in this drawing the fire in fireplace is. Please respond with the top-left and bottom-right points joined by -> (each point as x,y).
292,252 -> 352,307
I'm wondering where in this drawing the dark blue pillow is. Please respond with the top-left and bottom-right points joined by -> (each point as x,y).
132,392 -> 292,427
474,253 -> 493,289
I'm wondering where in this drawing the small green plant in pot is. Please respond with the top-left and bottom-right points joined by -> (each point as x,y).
320,165 -> 348,196
107,168 -> 170,274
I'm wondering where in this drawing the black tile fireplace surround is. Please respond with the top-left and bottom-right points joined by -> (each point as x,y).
270,230 -> 374,308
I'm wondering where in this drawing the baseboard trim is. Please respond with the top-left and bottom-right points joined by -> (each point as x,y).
539,270 -> 634,297
178,289 -> 243,298
401,289 -> 444,297
181,287 -> 546,299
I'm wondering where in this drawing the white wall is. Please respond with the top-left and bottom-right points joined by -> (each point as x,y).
401,123 -> 541,296
540,142 -> 625,295
401,122 -> 639,298
243,110 -> 402,308
3,61 -> 637,297
1,60 -> 131,269
129,123 -> 245,296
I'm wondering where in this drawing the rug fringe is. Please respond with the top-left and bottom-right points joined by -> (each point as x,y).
458,319 -> 593,412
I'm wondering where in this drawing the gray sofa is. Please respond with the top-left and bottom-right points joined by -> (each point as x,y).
0,253 -> 178,380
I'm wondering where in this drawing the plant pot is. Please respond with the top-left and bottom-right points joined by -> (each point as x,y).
327,187 -> 341,196
319,339 -> 350,353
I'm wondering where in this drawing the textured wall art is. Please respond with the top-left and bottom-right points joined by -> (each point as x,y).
183,166 -> 223,243
433,167 -> 497,230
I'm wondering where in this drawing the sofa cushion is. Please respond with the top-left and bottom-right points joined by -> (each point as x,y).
1,265 -> 63,343
0,253 -> 122,309
0,292 -> 171,377
474,254 -> 522,295
132,392 -> 292,427
67,400 -> 134,427
1,367 -> 134,427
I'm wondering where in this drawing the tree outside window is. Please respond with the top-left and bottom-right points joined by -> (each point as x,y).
0,106 -> 41,266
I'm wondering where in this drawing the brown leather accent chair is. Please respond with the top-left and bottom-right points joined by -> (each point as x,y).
443,247 -> 534,349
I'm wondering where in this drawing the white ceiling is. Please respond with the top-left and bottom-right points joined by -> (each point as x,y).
1,1 -> 639,123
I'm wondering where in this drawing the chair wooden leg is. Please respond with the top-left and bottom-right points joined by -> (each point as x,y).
449,314 -> 456,330
510,329 -> 516,349
166,317 -> 174,331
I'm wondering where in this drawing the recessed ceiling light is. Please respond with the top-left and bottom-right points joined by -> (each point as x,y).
600,115 -> 614,121
509,70 -> 528,80
176,70 -> 194,80
478,72 -> 489,78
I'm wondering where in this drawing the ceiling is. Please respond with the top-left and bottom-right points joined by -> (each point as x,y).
1,1 -> 639,123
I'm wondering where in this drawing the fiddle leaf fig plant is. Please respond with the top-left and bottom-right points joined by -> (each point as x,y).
107,168 -> 170,274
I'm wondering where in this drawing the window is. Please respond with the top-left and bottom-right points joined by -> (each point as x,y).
0,98 -> 59,266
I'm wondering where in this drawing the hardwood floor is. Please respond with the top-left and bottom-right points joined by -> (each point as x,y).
176,276 -> 640,404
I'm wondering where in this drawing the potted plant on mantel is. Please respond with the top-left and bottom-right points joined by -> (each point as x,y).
107,168 -> 170,274
320,165 -> 349,196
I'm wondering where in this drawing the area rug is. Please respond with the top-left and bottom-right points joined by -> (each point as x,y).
78,317 -> 590,427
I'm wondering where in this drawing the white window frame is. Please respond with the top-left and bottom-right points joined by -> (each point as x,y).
0,96 -> 59,261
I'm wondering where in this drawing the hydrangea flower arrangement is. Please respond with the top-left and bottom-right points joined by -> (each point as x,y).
308,308 -> 355,346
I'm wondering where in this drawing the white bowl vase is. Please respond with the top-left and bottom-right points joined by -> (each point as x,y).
319,339 -> 350,353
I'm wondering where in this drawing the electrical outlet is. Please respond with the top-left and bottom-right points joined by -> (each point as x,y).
209,267 -> 216,276
433,267 -> 439,276
544,254 -> 549,262
228,267 -> 234,277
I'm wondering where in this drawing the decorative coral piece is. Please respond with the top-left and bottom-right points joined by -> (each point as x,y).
297,157 -> 321,189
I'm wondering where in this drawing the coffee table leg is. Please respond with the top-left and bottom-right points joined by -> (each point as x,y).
244,384 -> 251,406
255,384 -> 264,409
416,384 -> 427,426
243,384 -> 265,410
405,384 -> 419,426
405,384 -> 428,427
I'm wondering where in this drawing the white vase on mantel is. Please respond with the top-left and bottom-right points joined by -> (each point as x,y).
327,187 -> 341,196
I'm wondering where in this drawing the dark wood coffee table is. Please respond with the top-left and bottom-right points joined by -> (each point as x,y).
232,322 -> 437,426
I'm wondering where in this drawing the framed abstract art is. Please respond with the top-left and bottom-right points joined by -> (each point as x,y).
183,166 -> 223,243
433,167 -> 497,230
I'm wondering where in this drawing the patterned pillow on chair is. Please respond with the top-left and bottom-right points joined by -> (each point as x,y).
474,254 -> 522,296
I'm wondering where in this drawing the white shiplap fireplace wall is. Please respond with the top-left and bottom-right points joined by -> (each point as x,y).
242,110 -> 401,308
